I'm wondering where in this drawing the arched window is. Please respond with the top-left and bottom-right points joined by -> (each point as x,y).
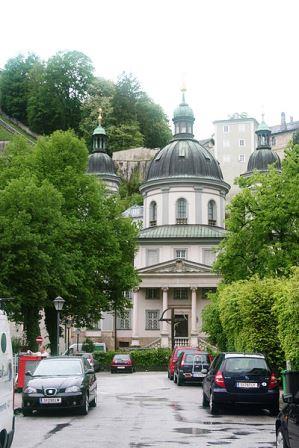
176,198 -> 187,224
208,200 -> 217,226
149,201 -> 157,226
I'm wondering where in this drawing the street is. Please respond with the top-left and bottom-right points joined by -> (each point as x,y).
14,371 -> 276,448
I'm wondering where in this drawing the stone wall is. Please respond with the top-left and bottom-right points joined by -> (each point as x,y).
113,147 -> 159,182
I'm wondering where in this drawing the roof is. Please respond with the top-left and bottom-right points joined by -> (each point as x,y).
87,152 -> 118,176
270,121 -> 299,135
246,148 -> 281,173
139,224 -> 226,240
213,117 -> 258,125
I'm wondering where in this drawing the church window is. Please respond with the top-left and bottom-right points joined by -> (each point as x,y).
146,288 -> 160,300
181,122 -> 187,133
117,311 -> 131,330
145,310 -> 160,330
173,288 -> 188,300
176,198 -> 188,224
149,201 -> 157,226
147,249 -> 159,265
208,200 -> 217,226
239,139 -> 245,146
175,249 -> 187,259
239,154 -> 245,162
178,145 -> 186,157
223,125 -> 229,133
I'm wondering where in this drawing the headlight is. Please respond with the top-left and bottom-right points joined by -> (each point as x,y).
24,386 -> 37,394
65,385 -> 81,393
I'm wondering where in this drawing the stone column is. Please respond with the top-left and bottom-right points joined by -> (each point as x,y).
190,287 -> 198,347
131,288 -> 140,346
161,287 -> 169,348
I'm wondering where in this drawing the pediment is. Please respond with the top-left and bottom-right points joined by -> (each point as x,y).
138,258 -> 212,274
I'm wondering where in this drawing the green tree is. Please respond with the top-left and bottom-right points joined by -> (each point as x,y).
136,96 -> 171,148
107,123 -> 144,151
214,141 -> 299,283
0,54 -> 41,123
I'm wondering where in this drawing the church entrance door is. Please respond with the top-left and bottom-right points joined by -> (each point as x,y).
174,314 -> 188,338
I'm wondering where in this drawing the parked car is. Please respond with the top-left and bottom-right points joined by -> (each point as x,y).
22,356 -> 97,416
0,309 -> 15,448
276,371 -> 299,447
174,351 -> 210,385
111,354 -> 134,373
168,346 -> 196,380
202,352 -> 279,415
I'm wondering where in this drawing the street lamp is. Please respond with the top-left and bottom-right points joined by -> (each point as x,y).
66,318 -> 72,352
75,328 -> 80,352
53,296 -> 65,356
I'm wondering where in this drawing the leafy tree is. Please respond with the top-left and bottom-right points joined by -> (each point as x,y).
0,54 -> 41,123
107,122 -> 144,151
202,290 -> 227,350
214,141 -> 299,283
111,73 -> 141,125
136,96 -> 171,148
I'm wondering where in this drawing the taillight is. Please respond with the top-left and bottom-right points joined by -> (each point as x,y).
268,373 -> 278,389
215,370 -> 225,388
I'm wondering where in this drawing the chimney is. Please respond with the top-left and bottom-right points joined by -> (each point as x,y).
281,112 -> 287,130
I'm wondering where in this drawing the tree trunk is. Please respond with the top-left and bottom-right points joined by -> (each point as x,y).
44,307 -> 57,355
22,305 -> 40,351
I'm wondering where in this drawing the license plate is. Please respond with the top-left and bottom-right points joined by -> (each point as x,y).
193,372 -> 204,377
236,382 -> 258,388
39,397 -> 62,404
117,366 -> 125,369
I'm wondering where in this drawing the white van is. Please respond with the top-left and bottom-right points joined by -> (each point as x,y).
63,342 -> 106,355
0,310 -> 14,448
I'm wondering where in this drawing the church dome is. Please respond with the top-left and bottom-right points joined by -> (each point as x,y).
173,103 -> 194,119
145,138 -> 224,181
87,152 -> 118,175
246,149 -> 281,173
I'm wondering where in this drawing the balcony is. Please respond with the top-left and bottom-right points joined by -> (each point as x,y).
176,218 -> 187,225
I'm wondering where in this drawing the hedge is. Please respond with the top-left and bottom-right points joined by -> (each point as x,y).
93,348 -> 172,371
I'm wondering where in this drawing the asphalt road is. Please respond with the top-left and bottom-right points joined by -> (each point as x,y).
14,371 -> 276,448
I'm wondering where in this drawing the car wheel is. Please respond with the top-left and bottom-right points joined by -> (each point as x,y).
202,391 -> 209,407
177,375 -> 184,386
90,393 -> 97,408
209,393 -> 219,415
269,404 -> 280,417
22,408 -> 33,417
78,393 -> 89,415
276,428 -> 286,448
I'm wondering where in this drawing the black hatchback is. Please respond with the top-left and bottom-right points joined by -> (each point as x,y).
202,353 -> 279,415
22,356 -> 97,416
174,351 -> 210,386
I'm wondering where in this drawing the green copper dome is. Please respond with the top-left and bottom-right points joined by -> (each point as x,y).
92,125 -> 106,136
257,120 -> 270,133
173,103 -> 194,119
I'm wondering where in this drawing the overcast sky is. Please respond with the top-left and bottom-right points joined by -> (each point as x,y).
1,0 -> 298,138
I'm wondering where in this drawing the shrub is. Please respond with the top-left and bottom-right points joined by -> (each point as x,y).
82,338 -> 95,353
93,348 -> 171,371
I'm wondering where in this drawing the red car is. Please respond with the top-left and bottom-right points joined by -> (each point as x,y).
168,346 -> 197,380
111,354 -> 134,373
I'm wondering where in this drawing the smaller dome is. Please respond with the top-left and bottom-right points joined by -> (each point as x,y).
257,120 -> 270,133
93,125 -> 106,136
247,149 -> 281,173
173,103 -> 194,119
87,152 -> 117,176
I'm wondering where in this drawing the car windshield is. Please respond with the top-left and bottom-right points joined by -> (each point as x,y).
224,357 -> 269,375
32,359 -> 83,377
185,354 -> 208,364
114,355 -> 130,361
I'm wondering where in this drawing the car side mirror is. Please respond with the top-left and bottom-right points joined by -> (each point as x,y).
25,371 -> 32,376
201,368 -> 208,374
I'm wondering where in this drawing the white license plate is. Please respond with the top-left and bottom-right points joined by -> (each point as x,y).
39,397 -> 62,404
236,382 -> 258,388
193,372 -> 204,377
117,366 -> 125,369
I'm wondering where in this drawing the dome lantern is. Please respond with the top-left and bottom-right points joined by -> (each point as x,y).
92,108 -> 107,153
172,86 -> 195,139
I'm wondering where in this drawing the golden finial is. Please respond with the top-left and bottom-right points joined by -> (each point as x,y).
181,74 -> 187,103
98,107 -> 103,125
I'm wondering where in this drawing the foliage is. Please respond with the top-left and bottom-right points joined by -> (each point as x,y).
274,268 -> 299,369
11,337 -> 23,354
0,54 -> 41,124
0,132 -> 139,351
82,338 -> 95,353
214,141 -> 299,283
119,168 -> 143,210
136,96 -> 171,148
107,122 -> 144,151
93,348 -> 171,371
202,290 -> 227,350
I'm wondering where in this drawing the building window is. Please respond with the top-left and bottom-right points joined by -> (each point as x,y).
223,125 -> 229,133
145,310 -> 160,330
239,154 -> 246,162
208,200 -> 217,226
175,249 -> 187,259
203,249 -> 216,266
117,311 -> 131,330
176,198 -> 187,224
173,288 -> 188,300
146,288 -> 160,300
147,249 -> 159,266
149,201 -> 157,226
239,139 -> 245,147
123,290 -> 133,300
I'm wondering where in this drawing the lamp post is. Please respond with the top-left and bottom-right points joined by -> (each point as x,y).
75,328 -> 80,352
53,296 -> 65,356
66,318 -> 72,352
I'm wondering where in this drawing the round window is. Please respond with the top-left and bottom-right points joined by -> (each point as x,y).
1,333 -> 7,353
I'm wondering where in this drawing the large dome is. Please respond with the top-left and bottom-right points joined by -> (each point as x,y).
87,152 -> 117,176
145,138 -> 224,181
247,149 -> 281,173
